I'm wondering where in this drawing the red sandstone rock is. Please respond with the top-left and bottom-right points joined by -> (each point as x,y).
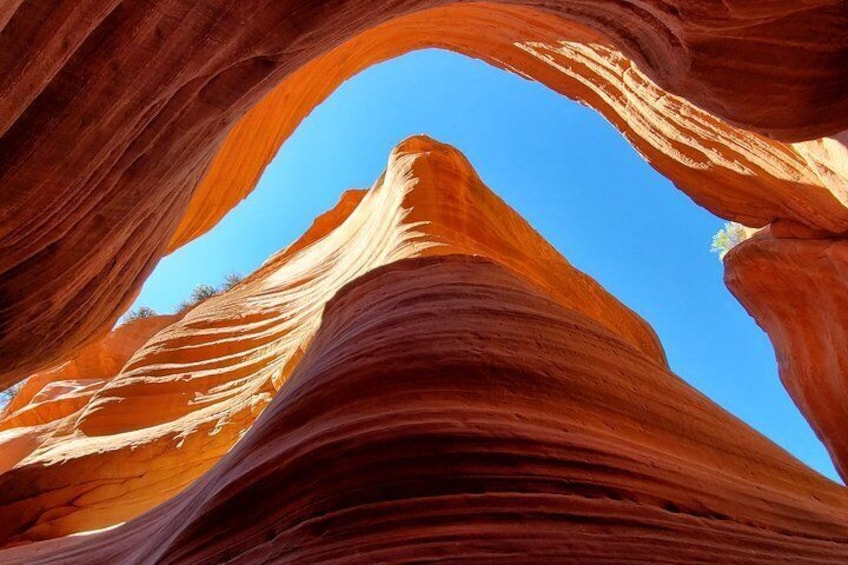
4,255 -> 848,563
1,138 -> 848,563
0,137 -> 665,547
1,2 -> 846,383
2,5 -> 848,553
726,231 -> 848,482
0,314 -> 177,532
0,314 -> 177,433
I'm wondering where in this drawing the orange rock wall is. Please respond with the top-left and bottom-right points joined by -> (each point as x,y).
0,137 -> 666,546
4,255 -> 848,563
0,314 -> 177,538
726,232 -> 848,481
2,1 -> 848,562
171,6 -> 848,251
1,1 -> 846,385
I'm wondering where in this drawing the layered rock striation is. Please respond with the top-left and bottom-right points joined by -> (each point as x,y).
4,254 -> 848,562
2,2 -> 848,557
2,137 -> 848,563
1,1 -> 846,384
0,314 -> 177,476
0,137 -> 664,548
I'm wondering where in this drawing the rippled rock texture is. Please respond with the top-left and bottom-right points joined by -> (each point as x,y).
2,137 -> 848,563
1,1 -> 846,384
0,137 -> 665,548
2,1 -> 848,561
726,230 -> 848,482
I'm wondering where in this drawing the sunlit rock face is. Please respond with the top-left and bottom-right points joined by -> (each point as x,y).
0,315 -> 177,473
2,2 -> 848,560
0,137 -> 664,548
1,1 -> 846,384
725,230 -> 848,482
2,137 -> 848,563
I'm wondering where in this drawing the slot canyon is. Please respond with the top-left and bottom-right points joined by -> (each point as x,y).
1,1 -> 847,563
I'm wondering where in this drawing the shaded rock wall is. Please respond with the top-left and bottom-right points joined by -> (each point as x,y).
4,255 -> 848,563
726,231 -> 848,481
1,1 -> 846,384
0,137 -> 665,547
1,1 -> 848,560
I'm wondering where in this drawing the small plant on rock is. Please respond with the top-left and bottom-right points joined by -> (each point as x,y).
222,272 -> 245,290
177,284 -> 220,314
710,222 -> 748,261
0,380 -> 24,412
122,306 -> 157,324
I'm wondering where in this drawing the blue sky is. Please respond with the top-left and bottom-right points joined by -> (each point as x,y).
132,49 -> 839,481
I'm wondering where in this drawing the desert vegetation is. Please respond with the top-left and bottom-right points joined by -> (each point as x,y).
710,222 -> 748,260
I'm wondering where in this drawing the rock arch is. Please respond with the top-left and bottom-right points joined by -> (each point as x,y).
1,1 -> 846,385
1,2 -> 848,560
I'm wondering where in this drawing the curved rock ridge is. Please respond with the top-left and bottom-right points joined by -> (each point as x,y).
171,6 -> 848,252
5,255 -> 848,563
726,231 -> 848,482
2,1 -> 847,384
0,136 -> 666,547
0,314 -> 178,432
0,314 -> 177,522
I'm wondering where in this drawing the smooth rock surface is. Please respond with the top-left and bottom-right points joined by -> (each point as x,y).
4,255 -> 848,563
726,230 -> 848,482
0,137 -> 665,547
2,1 -> 846,383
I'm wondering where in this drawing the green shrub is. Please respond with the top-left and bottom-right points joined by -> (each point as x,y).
190,284 -> 219,303
710,222 -> 747,260
175,273 -> 245,315
122,306 -> 157,323
0,381 -> 24,412
222,272 -> 245,290
178,284 -> 220,314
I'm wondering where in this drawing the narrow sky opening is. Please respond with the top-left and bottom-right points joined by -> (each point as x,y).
130,49 -> 839,481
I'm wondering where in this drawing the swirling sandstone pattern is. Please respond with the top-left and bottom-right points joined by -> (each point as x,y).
0,137 -> 664,547
5,254 -> 848,563
2,1 -> 848,561
1,1 -> 847,384
0,314 -> 176,475
2,137 -> 848,563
